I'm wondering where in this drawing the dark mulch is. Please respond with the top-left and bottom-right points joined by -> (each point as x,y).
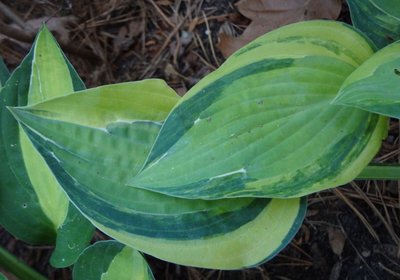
0,1 -> 399,279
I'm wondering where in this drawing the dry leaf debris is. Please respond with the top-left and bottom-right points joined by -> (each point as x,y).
218,0 -> 342,57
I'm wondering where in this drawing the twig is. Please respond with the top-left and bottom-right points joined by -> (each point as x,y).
337,214 -> 380,280
194,32 -> 213,67
192,51 -> 217,71
195,13 -> 235,26
0,2 -> 98,60
148,0 -> 175,28
378,262 -> 400,278
334,188 -> 380,242
351,182 -> 400,246
0,22 -> 99,60
0,2 -> 34,32
140,16 -> 187,79
0,22 -> 32,42
290,241 -> 313,260
273,254 -> 313,266
202,11 -> 220,67
192,50 -> 216,70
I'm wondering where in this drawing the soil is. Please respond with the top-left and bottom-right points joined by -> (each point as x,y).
0,1 -> 399,279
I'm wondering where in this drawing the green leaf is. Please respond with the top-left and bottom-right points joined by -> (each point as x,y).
129,20 -> 388,199
73,241 -> 154,280
21,25 -> 74,228
0,57 -> 10,88
10,81 -> 306,269
0,26 -> 93,265
22,80 -> 179,128
332,41 -> 400,119
50,205 -> 95,267
0,272 -> 6,280
0,48 -> 55,244
347,0 -> 400,48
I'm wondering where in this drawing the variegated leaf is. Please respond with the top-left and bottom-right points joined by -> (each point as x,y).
0,47 -> 55,244
347,0 -> 400,48
0,26 -> 93,267
73,241 -> 154,280
129,21 -> 387,199
10,81 -> 306,269
333,41 -> 400,119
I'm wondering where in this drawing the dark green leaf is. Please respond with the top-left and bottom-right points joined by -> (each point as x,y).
348,0 -> 400,48
73,241 -> 154,280
333,41 -> 400,118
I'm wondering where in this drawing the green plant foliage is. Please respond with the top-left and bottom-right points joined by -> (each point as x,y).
0,26 -> 94,267
358,164 -> 400,180
0,246 -> 46,280
4,18 -> 400,275
0,57 -> 9,89
0,273 -> 6,280
50,206 -> 95,267
0,48 -> 55,244
129,20 -> 387,199
333,41 -> 400,118
73,241 -> 154,280
10,80 -> 306,269
347,0 -> 400,48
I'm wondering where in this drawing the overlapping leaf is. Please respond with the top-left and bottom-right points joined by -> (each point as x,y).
347,0 -> 400,48
129,21 -> 387,199
10,80 -> 306,269
73,241 -> 154,280
0,26 -> 93,267
1,46 -> 55,244
333,41 -> 400,119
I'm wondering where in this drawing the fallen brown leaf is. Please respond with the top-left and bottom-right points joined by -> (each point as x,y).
327,227 -> 346,257
156,0 -> 173,6
218,0 -> 342,57
26,16 -> 78,43
0,16 -> 78,47
113,21 -> 143,53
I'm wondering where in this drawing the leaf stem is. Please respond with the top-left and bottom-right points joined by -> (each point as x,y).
357,164 -> 400,180
0,246 -> 47,280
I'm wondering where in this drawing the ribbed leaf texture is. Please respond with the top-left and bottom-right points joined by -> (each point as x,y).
9,20 -> 397,271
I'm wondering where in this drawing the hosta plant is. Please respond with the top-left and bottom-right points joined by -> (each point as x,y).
1,10 -> 400,280
347,0 -> 400,48
0,27 -> 94,270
